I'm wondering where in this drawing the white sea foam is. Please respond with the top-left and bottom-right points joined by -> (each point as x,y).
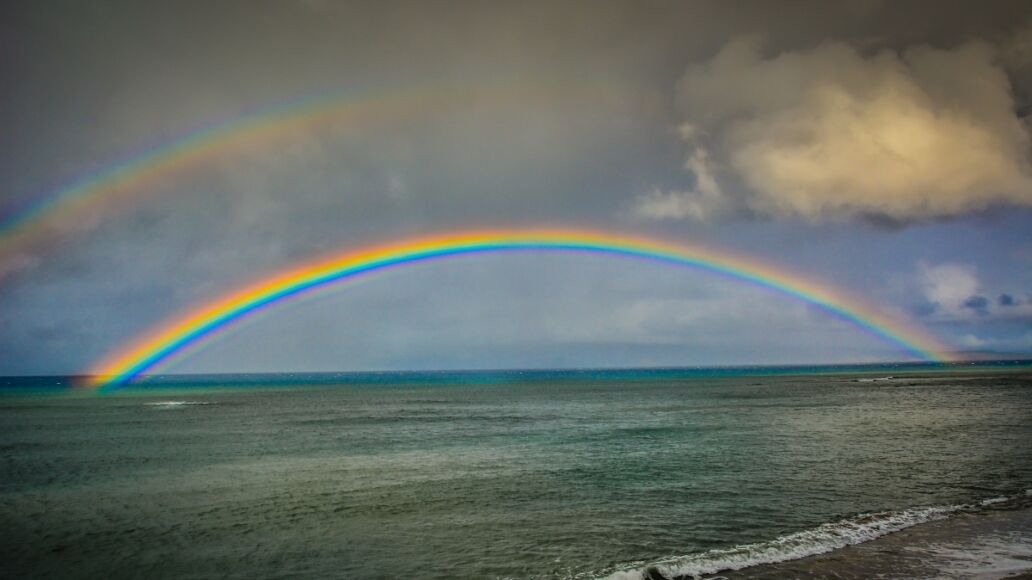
599,504 -> 965,580
921,536 -> 1032,579
144,400 -> 210,408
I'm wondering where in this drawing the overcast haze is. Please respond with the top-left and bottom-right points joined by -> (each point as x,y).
2,0 -> 1031,375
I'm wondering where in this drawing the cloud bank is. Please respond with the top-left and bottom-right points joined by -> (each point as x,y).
637,36 -> 1032,223
915,260 -> 1032,321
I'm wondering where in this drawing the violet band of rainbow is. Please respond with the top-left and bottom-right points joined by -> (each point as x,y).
85,230 -> 955,389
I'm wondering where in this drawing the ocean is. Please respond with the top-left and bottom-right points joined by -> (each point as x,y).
2,363 -> 1031,579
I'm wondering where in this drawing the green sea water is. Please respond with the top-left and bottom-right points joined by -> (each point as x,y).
2,364 -> 1031,579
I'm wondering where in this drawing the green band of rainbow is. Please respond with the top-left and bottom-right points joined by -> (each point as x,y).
86,229 -> 955,389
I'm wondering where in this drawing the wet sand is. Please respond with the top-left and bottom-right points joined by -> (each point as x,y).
705,507 -> 1032,579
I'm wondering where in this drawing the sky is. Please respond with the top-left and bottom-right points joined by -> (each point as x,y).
1,0 -> 1031,376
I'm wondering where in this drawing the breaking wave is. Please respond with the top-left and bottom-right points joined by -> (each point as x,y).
599,491 -> 1032,580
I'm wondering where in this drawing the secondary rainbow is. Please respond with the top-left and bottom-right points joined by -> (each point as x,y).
85,229 -> 956,389
2,79 -> 600,261
0,87 -> 437,260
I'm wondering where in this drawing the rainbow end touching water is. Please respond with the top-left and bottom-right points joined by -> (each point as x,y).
84,229 -> 957,390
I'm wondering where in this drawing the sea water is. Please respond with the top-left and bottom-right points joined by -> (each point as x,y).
1,364 -> 1031,579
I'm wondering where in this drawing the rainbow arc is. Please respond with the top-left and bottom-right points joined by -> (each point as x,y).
86,229 -> 956,389
0,80 -> 616,262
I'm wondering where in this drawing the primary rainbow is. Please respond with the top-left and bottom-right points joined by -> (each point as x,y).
85,229 -> 956,389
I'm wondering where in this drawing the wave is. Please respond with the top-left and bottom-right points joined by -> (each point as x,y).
598,491 -> 1032,580
144,400 -> 211,408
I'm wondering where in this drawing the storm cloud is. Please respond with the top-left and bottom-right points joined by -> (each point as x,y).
2,1 -> 1032,374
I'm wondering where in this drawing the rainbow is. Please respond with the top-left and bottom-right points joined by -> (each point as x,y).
0,80 -> 594,262
2,90 -> 349,258
85,229 -> 956,389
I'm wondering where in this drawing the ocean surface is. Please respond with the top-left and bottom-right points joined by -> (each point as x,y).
2,363 -> 1031,579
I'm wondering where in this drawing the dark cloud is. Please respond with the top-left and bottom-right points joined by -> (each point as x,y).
912,302 -> 938,318
999,293 -> 1018,306
2,1 -> 1032,373
962,295 -> 991,315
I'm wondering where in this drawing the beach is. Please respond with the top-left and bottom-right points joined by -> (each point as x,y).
709,503 -> 1032,579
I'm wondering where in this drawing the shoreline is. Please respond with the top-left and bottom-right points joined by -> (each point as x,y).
609,495 -> 1032,580
701,506 -> 1032,579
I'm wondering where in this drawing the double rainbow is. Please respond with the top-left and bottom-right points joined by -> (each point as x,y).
86,229 -> 956,389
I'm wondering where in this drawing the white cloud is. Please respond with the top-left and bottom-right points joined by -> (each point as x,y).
636,36 -> 1032,223
914,261 -> 1032,322
959,334 -> 988,348
633,145 -> 727,220
919,262 -> 982,313
953,331 -> 1032,354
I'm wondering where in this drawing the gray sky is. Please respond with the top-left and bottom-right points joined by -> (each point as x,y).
2,0 -> 1031,375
